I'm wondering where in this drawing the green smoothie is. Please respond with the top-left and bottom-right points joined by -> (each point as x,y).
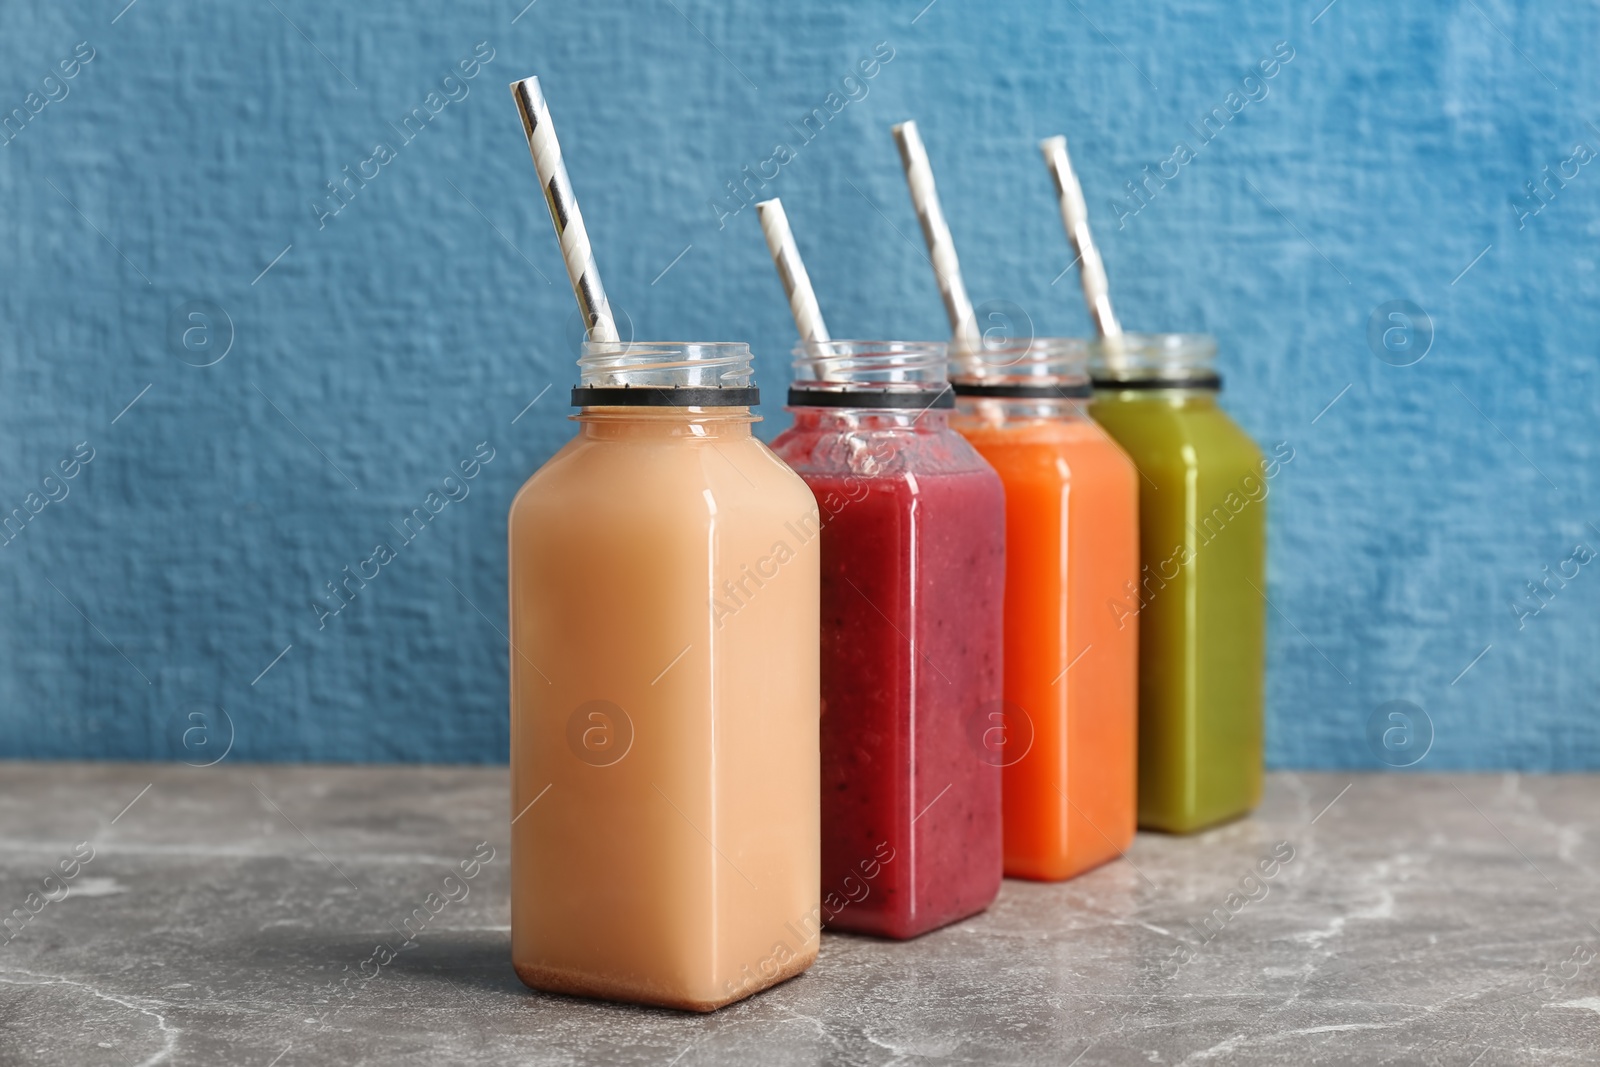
1088,334 -> 1272,833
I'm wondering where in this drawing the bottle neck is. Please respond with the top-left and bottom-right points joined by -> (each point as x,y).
951,395 -> 1094,428
1093,386 -> 1220,408
576,405 -> 757,439
1088,333 -> 1220,390
788,405 -> 951,434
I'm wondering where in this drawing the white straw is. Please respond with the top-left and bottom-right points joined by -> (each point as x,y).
892,120 -> 979,350
755,198 -> 830,343
510,76 -> 619,344
1040,135 -> 1121,340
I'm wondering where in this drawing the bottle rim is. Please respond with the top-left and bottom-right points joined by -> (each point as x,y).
1089,332 -> 1221,390
950,336 -> 1091,397
789,339 -> 951,410
576,340 -> 756,407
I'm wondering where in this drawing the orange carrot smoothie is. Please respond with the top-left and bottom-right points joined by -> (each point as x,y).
950,341 -> 1139,881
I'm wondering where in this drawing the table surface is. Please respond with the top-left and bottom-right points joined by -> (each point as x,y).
1,764 -> 1597,1066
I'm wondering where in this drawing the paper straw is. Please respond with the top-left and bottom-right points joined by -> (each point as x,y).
891,120 -> 979,350
755,198 -> 830,342
1040,135 -> 1122,340
510,76 -> 619,344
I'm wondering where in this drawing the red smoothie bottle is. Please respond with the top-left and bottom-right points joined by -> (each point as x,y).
770,340 -> 1005,940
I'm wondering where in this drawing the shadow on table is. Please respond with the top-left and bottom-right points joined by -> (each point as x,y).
391,934 -> 727,1017
387,931 -> 824,1025
381,928 -> 528,997
231,924 -> 811,1023
221,923 -> 523,998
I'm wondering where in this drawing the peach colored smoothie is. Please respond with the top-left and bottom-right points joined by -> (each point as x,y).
508,343 -> 820,1012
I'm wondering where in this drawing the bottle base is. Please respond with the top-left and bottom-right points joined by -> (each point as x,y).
512,944 -> 817,1013
1138,804 -> 1255,836
1003,845 -> 1125,883
825,894 -> 997,941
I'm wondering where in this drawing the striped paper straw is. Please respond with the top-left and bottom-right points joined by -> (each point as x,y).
892,120 -> 980,351
755,198 -> 830,342
1040,135 -> 1122,340
510,76 -> 619,344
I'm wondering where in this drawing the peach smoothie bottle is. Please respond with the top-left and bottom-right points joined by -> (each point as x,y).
508,341 -> 821,1012
948,339 -> 1140,881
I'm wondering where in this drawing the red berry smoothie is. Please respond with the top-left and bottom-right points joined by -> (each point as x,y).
772,405 -> 1005,939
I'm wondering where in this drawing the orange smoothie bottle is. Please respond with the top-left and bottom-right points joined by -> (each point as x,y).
949,339 -> 1140,881
508,341 -> 821,1011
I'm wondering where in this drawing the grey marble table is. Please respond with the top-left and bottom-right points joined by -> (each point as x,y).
1,764 -> 1596,1066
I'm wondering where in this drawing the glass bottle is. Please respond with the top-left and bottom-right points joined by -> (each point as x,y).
770,340 -> 1004,939
948,338 -> 1140,879
1087,334 -> 1269,833
508,341 -> 820,1010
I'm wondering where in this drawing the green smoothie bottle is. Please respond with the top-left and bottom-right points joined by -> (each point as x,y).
1088,334 -> 1270,833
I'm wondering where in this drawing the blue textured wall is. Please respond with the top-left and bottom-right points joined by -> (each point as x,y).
1,0 -> 1595,768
